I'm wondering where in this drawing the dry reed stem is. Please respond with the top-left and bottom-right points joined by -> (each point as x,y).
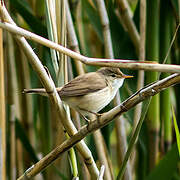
114,93 -> 132,180
0,25 -> 6,180
6,33 -> 24,176
117,0 -> 140,53
96,0 -> 114,58
133,0 -> 146,127
95,0 -> 116,179
66,1 -> 84,75
131,0 -> 146,170
96,0 -> 132,179
10,105 -> 16,180
0,22 -> 180,73
98,165 -> 105,180
93,130 -> 114,180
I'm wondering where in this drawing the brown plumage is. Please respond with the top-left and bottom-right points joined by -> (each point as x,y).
59,72 -> 107,97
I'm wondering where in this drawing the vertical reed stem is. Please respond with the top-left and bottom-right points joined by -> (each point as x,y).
146,0 -> 160,170
160,0 -> 172,152
0,27 -> 6,180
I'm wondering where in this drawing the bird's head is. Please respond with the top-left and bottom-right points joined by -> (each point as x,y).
97,67 -> 133,80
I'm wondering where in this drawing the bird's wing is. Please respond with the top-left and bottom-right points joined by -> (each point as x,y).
59,72 -> 107,97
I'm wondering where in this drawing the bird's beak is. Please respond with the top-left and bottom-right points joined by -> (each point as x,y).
122,74 -> 134,79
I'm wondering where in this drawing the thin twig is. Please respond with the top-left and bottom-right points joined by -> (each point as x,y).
163,23 -> 180,65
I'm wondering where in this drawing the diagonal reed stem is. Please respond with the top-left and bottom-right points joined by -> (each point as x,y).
1,22 -> 180,73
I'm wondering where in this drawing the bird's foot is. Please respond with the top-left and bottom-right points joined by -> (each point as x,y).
87,110 -> 102,118
78,109 -> 102,125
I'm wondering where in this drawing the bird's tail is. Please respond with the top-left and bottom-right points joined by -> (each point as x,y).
23,87 -> 62,96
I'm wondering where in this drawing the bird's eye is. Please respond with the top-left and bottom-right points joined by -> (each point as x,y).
111,74 -> 116,77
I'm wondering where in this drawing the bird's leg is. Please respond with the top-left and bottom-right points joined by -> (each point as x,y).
78,111 -> 91,123
79,108 -> 102,119
86,110 -> 102,118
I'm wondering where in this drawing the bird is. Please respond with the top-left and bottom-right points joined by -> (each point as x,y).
24,67 -> 133,120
